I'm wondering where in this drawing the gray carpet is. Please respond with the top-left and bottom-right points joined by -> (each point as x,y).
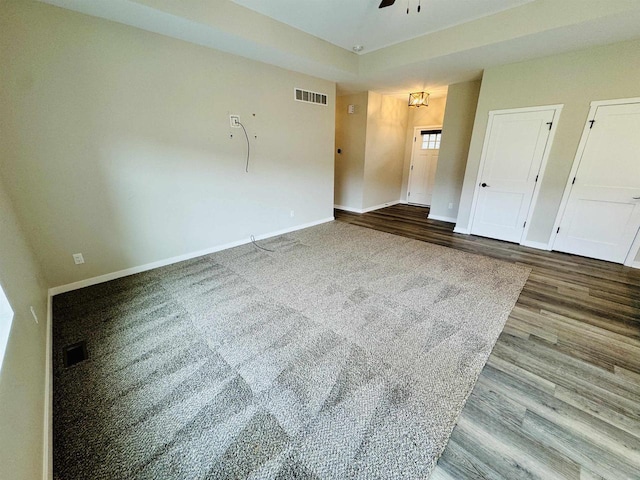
53,221 -> 530,479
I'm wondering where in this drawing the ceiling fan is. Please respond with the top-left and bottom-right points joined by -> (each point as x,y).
379,0 -> 422,13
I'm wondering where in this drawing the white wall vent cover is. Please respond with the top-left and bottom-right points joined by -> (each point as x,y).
295,88 -> 327,106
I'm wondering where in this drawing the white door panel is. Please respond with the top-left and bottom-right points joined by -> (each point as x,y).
424,153 -> 438,206
484,118 -> 546,182
477,191 -> 525,228
408,128 -> 440,206
471,109 -> 556,243
556,199 -> 640,263
554,102 -> 640,263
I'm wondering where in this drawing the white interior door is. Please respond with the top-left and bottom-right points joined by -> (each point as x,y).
408,128 -> 440,206
471,109 -> 556,243
553,102 -> 640,263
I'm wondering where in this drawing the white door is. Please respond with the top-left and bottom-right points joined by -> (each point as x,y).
471,109 -> 556,243
553,102 -> 640,263
408,128 -> 440,206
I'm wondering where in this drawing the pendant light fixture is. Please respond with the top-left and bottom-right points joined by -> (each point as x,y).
408,92 -> 430,108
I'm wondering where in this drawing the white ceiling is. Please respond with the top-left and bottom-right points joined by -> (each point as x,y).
38,0 -> 640,97
230,0 -> 533,53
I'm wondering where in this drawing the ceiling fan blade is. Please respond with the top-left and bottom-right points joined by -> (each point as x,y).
379,0 -> 396,8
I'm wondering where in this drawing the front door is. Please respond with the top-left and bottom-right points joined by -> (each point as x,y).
553,101 -> 640,263
471,108 -> 557,243
408,128 -> 440,206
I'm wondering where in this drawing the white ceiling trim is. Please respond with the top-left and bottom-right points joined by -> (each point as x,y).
37,0 -> 640,97
230,0 -> 534,54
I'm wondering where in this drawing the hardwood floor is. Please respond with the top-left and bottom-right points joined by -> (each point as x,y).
335,204 -> 640,480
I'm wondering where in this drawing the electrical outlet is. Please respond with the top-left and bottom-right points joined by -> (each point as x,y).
73,253 -> 85,265
30,306 -> 38,324
229,115 -> 241,128
448,203 -> 454,210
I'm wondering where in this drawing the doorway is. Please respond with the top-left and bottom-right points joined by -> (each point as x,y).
0,283 -> 14,373
552,98 -> 640,265
407,126 -> 441,206
469,105 -> 562,243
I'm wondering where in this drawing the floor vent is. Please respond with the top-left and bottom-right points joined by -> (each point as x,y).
294,88 -> 328,106
63,341 -> 88,367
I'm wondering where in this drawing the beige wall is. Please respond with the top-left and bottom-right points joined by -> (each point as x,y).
335,91 -> 408,211
363,92 -> 408,209
430,80 -> 481,221
457,38 -> 640,252
0,1 -> 335,288
0,175 -> 49,480
334,93 -> 368,210
400,96 -> 447,202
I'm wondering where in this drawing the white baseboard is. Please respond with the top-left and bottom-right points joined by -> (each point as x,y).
629,260 -> 640,270
333,204 -> 362,213
334,201 -> 401,214
48,217 -> 334,297
453,226 -> 470,234
428,214 -> 457,223
362,200 -> 401,213
520,240 -> 551,251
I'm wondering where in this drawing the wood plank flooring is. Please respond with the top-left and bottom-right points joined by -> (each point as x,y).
335,204 -> 640,480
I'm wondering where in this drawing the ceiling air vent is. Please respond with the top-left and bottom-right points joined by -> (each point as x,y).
295,88 -> 328,106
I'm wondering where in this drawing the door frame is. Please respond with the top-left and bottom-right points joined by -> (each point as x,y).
466,104 -> 563,246
407,124 -> 442,205
549,97 -> 640,267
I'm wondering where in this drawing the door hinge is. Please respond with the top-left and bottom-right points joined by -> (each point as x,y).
411,165 -> 414,170
547,122 -> 553,131
523,221 -> 527,228
535,175 -> 538,182
572,177 -> 576,185
408,191 -> 411,196
557,227 -> 560,234
414,137 -> 417,142
589,120 -> 596,129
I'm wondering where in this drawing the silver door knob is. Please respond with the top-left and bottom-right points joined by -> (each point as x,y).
481,183 -> 489,188
634,196 -> 640,200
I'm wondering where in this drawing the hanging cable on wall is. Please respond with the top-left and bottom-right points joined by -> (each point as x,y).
237,121 -> 251,173
250,235 -> 275,252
